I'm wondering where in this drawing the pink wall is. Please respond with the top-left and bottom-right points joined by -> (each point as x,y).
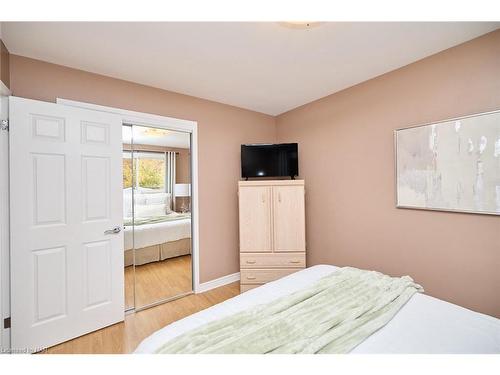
9,55 -> 276,283
276,30 -> 500,317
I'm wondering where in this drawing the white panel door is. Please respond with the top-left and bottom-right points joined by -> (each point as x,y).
9,97 -> 124,351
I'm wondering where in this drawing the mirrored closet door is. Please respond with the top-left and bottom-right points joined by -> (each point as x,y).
122,124 -> 193,311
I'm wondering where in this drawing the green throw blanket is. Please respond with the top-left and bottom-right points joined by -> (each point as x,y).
155,267 -> 423,354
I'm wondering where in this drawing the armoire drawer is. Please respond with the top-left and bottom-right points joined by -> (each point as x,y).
240,268 -> 299,284
240,253 -> 306,268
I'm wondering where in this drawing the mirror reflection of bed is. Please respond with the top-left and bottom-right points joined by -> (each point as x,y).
123,124 -> 192,310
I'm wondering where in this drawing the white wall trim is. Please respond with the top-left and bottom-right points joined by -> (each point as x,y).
55,98 -> 201,295
56,98 -> 196,131
0,81 -> 11,350
196,272 -> 240,294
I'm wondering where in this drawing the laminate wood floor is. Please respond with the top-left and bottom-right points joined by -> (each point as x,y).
42,281 -> 240,354
125,255 -> 193,309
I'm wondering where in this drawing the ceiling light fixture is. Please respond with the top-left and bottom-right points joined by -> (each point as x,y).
141,128 -> 170,137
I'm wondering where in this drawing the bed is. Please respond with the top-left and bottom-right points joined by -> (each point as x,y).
135,265 -> 500,354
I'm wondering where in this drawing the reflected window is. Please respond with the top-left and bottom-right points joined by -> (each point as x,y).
123,151 -> 166,191
122,152 -> 133,189
137,152 -> 166,191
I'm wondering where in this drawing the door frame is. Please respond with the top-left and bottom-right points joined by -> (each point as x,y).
0,81 -> 11,350
56,98 -> 201,293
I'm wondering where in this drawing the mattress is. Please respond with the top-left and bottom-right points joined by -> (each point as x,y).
124,218 -> 191,251
135,265 -> 500,354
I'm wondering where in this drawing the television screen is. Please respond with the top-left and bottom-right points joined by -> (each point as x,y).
241,143 -> 298,179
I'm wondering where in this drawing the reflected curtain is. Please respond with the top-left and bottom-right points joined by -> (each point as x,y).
166,151 -> 176,210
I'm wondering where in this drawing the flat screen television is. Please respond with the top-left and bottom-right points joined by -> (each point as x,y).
241,143 -> 298,179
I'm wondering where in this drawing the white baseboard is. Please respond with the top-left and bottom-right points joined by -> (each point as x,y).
196,272 -> 240,293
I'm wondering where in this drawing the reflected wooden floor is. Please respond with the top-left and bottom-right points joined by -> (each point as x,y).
125,255 -> 192,309
42,282 -> 240,354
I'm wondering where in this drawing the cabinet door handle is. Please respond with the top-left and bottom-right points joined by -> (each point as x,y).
289,260 -> 301,264
246,276 -> 256,280
246,260 -> 256,264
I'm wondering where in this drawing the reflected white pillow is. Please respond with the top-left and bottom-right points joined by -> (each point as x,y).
135,194 -> 148,205
123,194 -> 133,217
135,203 -> 166,217
145,192 -> 169,204
145,193 -> 172,213
123,192 -> 148,217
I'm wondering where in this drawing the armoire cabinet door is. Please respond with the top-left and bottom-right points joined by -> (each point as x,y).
239,186 -> 272,252
273,185 -> 305,252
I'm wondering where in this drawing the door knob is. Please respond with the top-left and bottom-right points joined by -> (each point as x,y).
104,226 -> 122,235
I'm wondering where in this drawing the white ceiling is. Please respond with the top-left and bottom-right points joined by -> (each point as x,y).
3,22 -> 499,115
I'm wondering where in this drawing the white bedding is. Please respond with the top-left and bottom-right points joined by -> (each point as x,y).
124,218 -> 191,250
135,265 -> 500,354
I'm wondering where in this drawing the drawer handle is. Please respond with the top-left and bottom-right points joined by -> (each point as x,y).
245,260 -> 256,264
289,260 -> 301,264
246,276 -> 256,280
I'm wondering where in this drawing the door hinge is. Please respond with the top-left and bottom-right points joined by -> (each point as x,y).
0,119 -> 8,131
3,317 -> 11,329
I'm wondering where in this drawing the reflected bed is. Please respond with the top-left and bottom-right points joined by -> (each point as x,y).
124,213 -> 191,266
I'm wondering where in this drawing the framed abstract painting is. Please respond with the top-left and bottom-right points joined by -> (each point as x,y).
395,110 -> 500,215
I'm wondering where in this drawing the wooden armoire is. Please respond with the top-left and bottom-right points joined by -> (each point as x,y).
238,180 -> 306,292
